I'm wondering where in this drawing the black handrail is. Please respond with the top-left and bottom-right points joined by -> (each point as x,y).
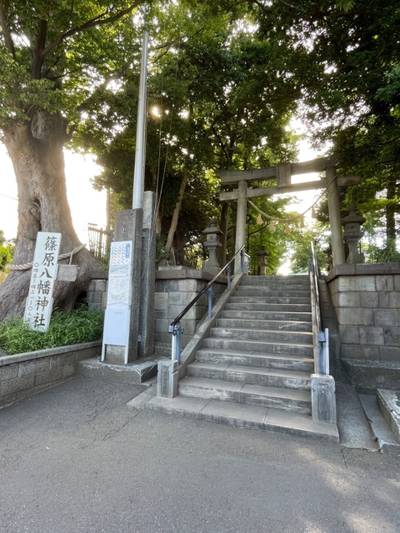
169,245 -> 245,329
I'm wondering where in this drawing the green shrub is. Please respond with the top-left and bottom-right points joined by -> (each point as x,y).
0,308 -> 103,355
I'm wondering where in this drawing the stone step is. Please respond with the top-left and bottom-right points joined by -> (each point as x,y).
236,288 -> 310,298
187,361 -> 311,390
216,318 -> 312,332
242,275 -> 309,286
146,395 -> 338,441
230,296 -> 311,304
240,281 -> 310,289
220,309 -> 312,322
210,327 -> 313,346
179,377 -> 311,414
225,302 -> 311,313
202,337 -> 314,357
196,348 -> 314,372
236,286 -> 310,296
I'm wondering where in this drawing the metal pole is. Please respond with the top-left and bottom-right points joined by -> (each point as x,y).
207,286 -> 213,319
132,30 -> 149,210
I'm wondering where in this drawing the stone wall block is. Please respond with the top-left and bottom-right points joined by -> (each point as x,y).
375,309 -> 400,327
358,326 -> 384,346
1,375 -> 35,396
154,293 -> 168,310
18,358 -> 50,377
0,365 -> 19,381
379,346 -> 400,361
339,326 -> 360,344
167,304 -> 206,320
155,318 -> 170,333
341,343 -> 380,360
359,292 -> 379,308
337,276 -> 375,292
383,327 -> 400,346
155,309 -> 168,319
158,280 -> 199,293
378,292 -> 400,309
168,292 -> 204,306
376,275 -> 394,291
394,276 -> 400,291
337,308 -> 373,326
338,292 -> 360,307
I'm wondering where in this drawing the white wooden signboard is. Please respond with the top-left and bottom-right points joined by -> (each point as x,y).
101,241 -> 133,364
24,232 -> 62,332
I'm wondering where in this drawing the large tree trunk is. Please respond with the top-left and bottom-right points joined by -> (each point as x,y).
0,114 -> 101,320
165,174 -> 188,263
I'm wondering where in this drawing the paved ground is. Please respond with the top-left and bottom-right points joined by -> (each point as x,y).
1,375 -> 399,533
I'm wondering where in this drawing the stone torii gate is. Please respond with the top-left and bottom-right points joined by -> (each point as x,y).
218,157 -> 359,272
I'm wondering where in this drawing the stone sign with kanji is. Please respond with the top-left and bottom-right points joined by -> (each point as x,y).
24,232 -> 62,332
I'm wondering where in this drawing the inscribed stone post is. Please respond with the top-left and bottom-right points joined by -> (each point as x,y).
24,232 -> 62,332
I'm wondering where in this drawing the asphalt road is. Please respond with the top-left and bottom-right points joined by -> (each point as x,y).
0,375 -> 399,533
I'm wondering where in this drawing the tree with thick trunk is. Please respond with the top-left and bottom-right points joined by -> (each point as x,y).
0,1 -> 142,319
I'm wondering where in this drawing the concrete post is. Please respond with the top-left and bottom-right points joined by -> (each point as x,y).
234,180 -> 247,274
326,166 -> 345,266
104,208 -> 143,364
311,374 -> 337,425
157,360 -> 178,398
139,191 -> 156,357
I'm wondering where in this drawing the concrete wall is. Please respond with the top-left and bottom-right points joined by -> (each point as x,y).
327,263 -> 400,390
154,267 -> 227,356
0,341 -> 101,407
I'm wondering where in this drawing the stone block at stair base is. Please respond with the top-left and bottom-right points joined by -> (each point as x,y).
157,360 -> 178,398
311,374 -> 336,425
377,388 -> 400,443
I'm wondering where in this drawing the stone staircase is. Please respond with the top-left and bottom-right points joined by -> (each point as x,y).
149,274 -> 338,440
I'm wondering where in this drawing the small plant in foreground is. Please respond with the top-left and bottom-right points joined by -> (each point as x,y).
0,308 -> 103,355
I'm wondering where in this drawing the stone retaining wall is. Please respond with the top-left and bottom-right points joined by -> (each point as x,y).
88,267 -> 227,357
327,263 -> 400,389
0,341 -> 101,407
154,267 -> 227,355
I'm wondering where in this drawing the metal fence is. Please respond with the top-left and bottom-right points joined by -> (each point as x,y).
88,224 -> 111,260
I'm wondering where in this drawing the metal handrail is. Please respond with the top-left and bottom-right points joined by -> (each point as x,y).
168,245 -> 246,363
309,242 -> 329,375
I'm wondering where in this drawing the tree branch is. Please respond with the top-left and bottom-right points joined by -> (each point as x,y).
45,1 -> 141,56
32,19 -> 48,79
0,0 -> 16,58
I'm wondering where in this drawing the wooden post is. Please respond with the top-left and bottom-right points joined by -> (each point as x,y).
326,166 -> 345,266
234,180 -> 247,273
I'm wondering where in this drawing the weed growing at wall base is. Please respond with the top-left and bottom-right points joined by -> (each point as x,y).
0,308 -> 103,355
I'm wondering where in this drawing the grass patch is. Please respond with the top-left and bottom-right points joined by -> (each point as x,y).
0,308 -> 103,355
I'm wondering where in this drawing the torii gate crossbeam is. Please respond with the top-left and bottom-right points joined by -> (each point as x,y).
218,157 -> 359,272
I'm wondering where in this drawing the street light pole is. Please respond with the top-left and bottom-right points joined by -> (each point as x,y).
132,30 -> 149,210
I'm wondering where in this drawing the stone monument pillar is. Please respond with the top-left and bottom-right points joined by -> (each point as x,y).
342,209 -> 365,264
203,219 -> 222,274
256,250 -> 268,275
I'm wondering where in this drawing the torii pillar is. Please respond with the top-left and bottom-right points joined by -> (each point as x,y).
326,166 -> 345,266
234,180 -> 247,274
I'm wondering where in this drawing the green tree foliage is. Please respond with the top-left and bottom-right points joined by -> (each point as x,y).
0,230 -> 13,271
253,0 -> 400,261
77,1 -> 300,269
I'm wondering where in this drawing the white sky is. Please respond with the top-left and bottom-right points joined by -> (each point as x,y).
0,144 -> 107,241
